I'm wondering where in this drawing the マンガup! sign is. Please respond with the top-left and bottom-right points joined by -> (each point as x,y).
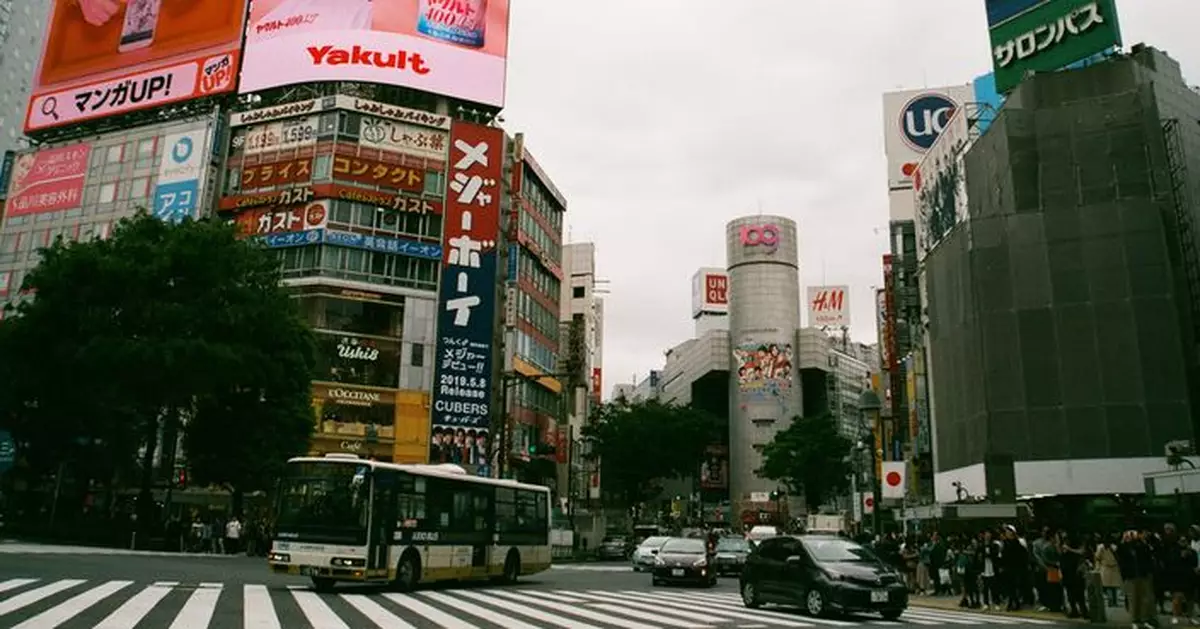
428,121 -> 504,459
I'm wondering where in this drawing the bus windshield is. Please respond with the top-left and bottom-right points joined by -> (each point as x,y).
275,462 -> 371,542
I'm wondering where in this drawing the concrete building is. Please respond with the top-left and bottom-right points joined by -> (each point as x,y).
796,328 -> 873,440
726,215 -> 802,512
558,241 -> 604,541
611,371 -> 662,403
0,1 -> 49,155
923,46 -> 1200,520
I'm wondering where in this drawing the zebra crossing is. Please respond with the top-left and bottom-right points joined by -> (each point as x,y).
0,577 -> 1065,628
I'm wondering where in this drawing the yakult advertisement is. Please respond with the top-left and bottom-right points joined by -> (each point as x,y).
241,0 -> 511,107
26,0 -> 248,132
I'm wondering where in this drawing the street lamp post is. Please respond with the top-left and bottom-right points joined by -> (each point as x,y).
858,389 -> 883,536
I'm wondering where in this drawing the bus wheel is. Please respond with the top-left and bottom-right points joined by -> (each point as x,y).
393,551 -> 420,592
311,577 -> 335,593
501,550 -> 521,584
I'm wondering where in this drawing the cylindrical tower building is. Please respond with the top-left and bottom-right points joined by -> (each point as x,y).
726,216 -> 802,515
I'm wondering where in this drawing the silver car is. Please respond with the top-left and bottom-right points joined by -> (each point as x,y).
631,536 -> 670,572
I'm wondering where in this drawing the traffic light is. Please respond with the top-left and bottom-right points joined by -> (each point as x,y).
527,443 -> 556,457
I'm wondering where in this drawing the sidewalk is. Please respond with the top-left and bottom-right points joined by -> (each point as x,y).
0,540 -> 246,558
910,596 -> 1084,624
911,595 -> 1180,626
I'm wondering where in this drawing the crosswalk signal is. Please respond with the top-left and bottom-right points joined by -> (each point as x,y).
174,466 -> 187,490
527,443 -> 556,457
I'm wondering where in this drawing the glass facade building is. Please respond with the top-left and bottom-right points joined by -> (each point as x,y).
925,46 -> 1200,499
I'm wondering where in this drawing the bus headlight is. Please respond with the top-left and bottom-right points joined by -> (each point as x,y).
268,552 -> 290,563
331,557 -> 366,568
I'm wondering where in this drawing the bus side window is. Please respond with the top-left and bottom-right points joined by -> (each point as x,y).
495,488 -> 515,533
473,488 -> 490,532
452,490 -> 472,532
426,477 -> 452,528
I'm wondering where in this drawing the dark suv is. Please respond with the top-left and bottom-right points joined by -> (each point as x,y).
739,535 -> 907,620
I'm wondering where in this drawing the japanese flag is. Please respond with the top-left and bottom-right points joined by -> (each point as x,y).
881,461 -> 907,500
860,493 -> 874,517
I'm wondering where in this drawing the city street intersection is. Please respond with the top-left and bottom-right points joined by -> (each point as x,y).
0,545 -> 1071,628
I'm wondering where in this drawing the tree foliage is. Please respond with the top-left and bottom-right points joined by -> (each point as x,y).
582,398 -> 721,507
758,414 -> 853,512
0,213 -> 316,517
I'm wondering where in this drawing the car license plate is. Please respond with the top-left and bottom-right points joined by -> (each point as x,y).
671,569 -> 684,577
871,590 -> 888,603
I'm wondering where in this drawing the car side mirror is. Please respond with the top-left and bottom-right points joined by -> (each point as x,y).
650,549 -> 658,555
786,555 -> 804,565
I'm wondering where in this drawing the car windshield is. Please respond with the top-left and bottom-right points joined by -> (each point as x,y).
717,537 -> 751,552
802,537 -> 876,563
661,538 -> 706,554
639,536 -> 669,549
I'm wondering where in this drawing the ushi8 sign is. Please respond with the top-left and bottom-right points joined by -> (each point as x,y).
429,121 -> 505,464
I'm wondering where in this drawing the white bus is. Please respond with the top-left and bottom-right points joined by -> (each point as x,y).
268,453 -> 552,591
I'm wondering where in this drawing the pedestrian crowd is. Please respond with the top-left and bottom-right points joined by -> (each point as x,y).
167,510 -> 272,557
870,523 -> 1200,627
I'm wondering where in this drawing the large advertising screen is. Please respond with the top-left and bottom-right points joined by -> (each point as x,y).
240,0 -> 511,107
989,0 -> 1121,94
26,0 -> 248,133
428,121 -> 505,466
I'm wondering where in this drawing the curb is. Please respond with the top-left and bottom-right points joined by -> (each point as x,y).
0,543 -> 251,559
909,600 -> 1088,624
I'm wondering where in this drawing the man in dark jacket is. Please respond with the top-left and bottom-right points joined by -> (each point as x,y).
1002,525 -> 1030,611
1118,530 -> 1158,628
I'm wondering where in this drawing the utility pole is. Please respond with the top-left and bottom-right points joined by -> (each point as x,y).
858,389 -> 883,536
495,370 -> 576,479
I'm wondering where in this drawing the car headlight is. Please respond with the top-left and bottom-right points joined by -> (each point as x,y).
692,557 -> 708,567
654,556 -> 665,565
824,570 -> 847,582
330,557 -> 366,568
268,552 -> 290,562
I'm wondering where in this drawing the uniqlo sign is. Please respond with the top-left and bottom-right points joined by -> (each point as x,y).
429,121 -> 504,458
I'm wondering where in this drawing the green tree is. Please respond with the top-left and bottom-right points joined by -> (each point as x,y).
758,414 -> 852,512
582,398 -> 721,507
0,213 -> 316,523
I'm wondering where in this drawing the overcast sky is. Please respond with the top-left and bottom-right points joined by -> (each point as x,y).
499,1 -> 1200,394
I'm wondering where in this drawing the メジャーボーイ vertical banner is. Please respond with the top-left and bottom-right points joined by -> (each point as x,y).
428,121 -> 504,467
154,129 -> 211,223
26,0 -> 247,132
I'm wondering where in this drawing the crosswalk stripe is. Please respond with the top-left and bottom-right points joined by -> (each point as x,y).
243,585 -> 282,629
291,590 -> 351,629
382,593 -> 482,629
570,591 -> 729,625
630,590 -> 856,627
10,580 -> 132,629
341,594 -> 418,629
0,580 -> 85,617
0,579 -> 37,594
483,589 -> 661,629
523,590 -> 590,603
94,583 -> 174,629
901,610 -> 985,625
421,591 -> 541,629
168,583 -> 222,629
588,590 -> 815,627
886,615 -> 940,626
452,590 -> 606,629
590,602 -> 710,628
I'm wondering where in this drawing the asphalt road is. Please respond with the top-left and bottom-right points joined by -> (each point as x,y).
0,544 -> 1069,629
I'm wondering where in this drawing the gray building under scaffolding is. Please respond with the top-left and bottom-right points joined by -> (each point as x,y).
922,45 -> 1200,522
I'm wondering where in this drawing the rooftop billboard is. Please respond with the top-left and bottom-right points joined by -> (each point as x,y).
25,0 -> 248,133
240,0 -> 511,107
882,85 -> 974,191
989,0 -> 1121,93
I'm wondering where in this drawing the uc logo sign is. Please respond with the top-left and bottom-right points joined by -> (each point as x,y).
900,93 -> 957,151
740,224 -> 780,251
171,137 -> 194,164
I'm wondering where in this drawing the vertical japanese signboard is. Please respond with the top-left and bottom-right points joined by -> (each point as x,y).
989,0 -> 1121,93
429,121 -> 504,463
154,129 -> 210,223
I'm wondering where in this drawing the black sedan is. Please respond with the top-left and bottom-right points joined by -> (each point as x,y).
714,536 -> 752,576
739,534 -> 907,620
650,537 -> 717,587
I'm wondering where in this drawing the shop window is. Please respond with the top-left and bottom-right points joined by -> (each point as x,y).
410,343 -> 424,367
129,177 -> 149,199
0,271 -> 9,294
572,286 -> 585,299
104,144 -> 123,164
314,332 -> 400,388
313,295 -> 399,337
423,171 -> 444,196
313,154 -> 333,181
